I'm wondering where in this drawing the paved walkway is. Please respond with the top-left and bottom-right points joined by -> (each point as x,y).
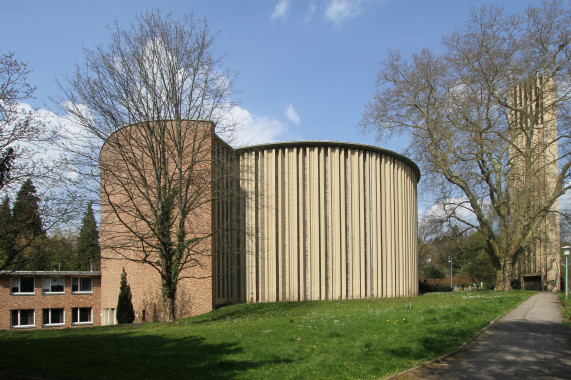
391,292 -> 571,379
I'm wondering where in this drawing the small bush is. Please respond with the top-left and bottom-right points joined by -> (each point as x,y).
420,266 -> 446,279
482,282 -> 495,290
419,280 -> 452,293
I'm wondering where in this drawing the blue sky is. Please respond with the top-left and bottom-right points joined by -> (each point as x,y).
1,0 -> 543,153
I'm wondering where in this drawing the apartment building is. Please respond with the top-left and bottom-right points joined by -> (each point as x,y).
0,271 -> 101,330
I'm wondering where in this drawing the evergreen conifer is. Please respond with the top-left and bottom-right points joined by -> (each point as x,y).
0,196 -> 12,238
11,180 -> 45,269
116,268 -> 135,324
12,179 -> 44,237
0,196 -> 16,269
0,147 -> 14,190
76,202 -> 100,270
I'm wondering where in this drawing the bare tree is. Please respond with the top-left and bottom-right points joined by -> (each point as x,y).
0,52 -> 78,270
362,1 -> 570,290
0,52 -> 42,191
58,10 -> 237,321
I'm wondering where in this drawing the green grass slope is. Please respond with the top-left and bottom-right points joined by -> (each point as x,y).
0,291 -> 534,379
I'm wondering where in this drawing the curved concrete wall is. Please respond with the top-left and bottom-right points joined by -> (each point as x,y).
236,142 -> 419,303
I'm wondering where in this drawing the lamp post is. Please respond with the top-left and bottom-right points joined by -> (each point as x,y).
448,256 -> 453,290
563,246 -> 571,300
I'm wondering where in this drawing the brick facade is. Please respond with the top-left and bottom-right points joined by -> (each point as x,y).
0,272 -> 101,330
100,253 -> 213,323
100,120 -> 219,323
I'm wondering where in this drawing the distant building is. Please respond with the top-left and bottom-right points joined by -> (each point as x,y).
0,271 -> 101,330
509,76 -> 560,291
99,121 -> 421,324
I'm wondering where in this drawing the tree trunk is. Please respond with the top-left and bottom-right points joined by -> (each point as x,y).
162,285 -> 177,322
494,257 -> 513,291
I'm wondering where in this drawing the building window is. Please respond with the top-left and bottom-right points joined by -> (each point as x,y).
11,277 -> 35,294
42,309 -> 64,326
42,277 -> 65,294
71,307 -> 92,325
11,309 -> 35,328
71,277 -> 92,293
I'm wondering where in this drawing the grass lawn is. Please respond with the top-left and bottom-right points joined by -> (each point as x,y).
0,290 -> 534,379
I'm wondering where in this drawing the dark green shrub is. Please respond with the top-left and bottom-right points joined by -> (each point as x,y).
419,280 -> 452,293
116,268 -> 135,324
482,282 -> 495,290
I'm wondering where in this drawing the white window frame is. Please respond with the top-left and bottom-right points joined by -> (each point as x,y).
11,309 -> 35,328
71,307 -> 92,325
71,277 -> 92,294
11,277 -> 35,295
42,308 -> 65,327
42,277 -> 65,294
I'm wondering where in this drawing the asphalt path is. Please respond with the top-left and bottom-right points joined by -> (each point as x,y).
390,292 -> 571,379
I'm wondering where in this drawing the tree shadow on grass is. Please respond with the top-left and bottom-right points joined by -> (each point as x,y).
386,333 -> 454,361
191,300 -> 316,323
0,327 -> 270,379
385,323 -> 480,361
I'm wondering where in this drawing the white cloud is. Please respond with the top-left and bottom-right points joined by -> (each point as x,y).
270,0 -> 366,25
0,103 -> 97,215
422,196 -> 478,227
324,0 -> 362,26
271,0 -> 291,20
304,2 -> 318,23
221,106 -> 289,147
13,103 -> 77,170
11,103 -> 292,195
285,104 -> 301,126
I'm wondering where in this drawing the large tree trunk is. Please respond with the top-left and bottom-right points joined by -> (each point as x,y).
162,284 -> 177,322
494,257 -> 513,291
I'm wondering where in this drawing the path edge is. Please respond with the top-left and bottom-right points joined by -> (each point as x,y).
383,292 -> 538,380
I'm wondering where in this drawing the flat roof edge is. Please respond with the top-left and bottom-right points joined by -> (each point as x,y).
0,271 -> 102,276
235,140 -> 421,181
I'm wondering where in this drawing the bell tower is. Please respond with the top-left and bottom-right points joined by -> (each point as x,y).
509,76 -> 560,291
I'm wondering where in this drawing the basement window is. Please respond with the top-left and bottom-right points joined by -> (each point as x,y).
11,309 -> 35,328
11,277 -> 35,295
71,307 -> 92,325
71,277 -> 92,294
